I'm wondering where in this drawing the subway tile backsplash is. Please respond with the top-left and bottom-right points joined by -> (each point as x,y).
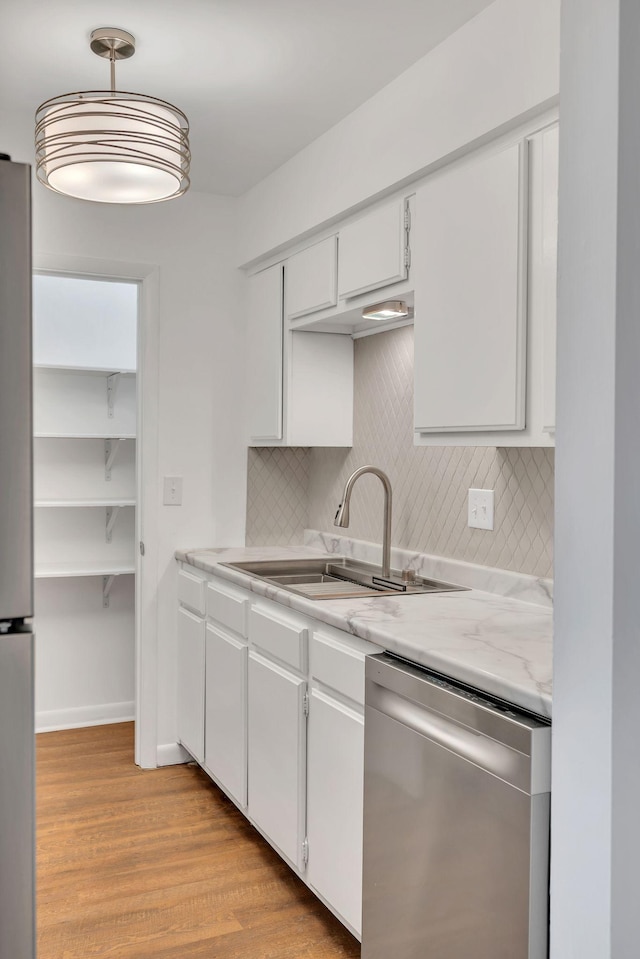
246,325 -> 553,578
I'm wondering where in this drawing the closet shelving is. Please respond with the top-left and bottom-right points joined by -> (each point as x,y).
32,276 -> 138,588
33,366 -> 137,440
33,370 -> 137,581
32,272 -> 139,731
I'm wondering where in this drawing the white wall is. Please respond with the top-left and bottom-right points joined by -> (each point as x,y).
552,1 -> 640,954
237,0 -> 560,265
2,108 -> 247,755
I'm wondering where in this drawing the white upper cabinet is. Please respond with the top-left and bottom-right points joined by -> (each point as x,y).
285,236 -> 337,320
414,141 -> 527,434
338,198 -> 409,300
247,264 -> 283,443
538,125 -> 559,434
286,331 -> 353,447
247,263 -> 353,448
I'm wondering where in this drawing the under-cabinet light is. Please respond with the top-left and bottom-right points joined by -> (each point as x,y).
361,300 -> 410,321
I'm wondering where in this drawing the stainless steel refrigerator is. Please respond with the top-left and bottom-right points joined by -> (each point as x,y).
0,156 -> 36,959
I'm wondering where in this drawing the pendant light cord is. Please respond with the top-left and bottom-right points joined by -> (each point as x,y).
110,43 -> 116,93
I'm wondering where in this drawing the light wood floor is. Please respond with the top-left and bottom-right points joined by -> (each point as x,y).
37,722 -> 360,959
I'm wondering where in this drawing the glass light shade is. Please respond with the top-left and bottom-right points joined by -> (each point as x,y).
35,92 -> 190,203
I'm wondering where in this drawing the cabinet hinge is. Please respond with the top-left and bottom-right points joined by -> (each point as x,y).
302,837 -> 309,866
303,691 -> 310,716
404,200 -> 411,272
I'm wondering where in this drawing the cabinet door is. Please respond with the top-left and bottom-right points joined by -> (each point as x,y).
540,125 -> 559,433
247,264 -> 283,442
205,624 -> 247,807
177,605 -> 205,763
247,651 -> 306,869
414,141 -> 527,433
286,236 -> 337,320
338,198 -> 408,299
287,332 -> 354,447
307,689 -> 365,936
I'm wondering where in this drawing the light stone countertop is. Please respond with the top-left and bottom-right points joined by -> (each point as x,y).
176,543 -> 553,720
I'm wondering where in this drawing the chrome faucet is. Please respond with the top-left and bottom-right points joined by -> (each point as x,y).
334,466 -> 393,579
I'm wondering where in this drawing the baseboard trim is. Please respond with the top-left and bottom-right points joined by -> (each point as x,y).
36,700 -> 135,733
156,742 -> 191,766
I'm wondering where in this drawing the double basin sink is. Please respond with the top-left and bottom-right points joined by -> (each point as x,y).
221,556 -> 467,601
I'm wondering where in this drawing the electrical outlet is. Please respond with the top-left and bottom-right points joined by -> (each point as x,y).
468,488 -> 494,530
163,476 -> 183,506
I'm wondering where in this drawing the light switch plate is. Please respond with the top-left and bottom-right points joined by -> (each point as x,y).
163,476 -> 183,506
468,488 -> 494,530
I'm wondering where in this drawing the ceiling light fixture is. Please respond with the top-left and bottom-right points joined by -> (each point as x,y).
361,300 -> 411,321
35,28 -> 190,204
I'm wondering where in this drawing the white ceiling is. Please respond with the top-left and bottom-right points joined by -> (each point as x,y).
1,0 -> 494,196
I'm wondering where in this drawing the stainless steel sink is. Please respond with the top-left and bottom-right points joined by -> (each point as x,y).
220,557 -> 467,601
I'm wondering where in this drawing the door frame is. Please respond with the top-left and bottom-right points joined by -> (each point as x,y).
34,252 -> 160,768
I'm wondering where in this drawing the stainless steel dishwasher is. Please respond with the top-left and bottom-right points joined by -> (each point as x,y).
362,653 -> 551,959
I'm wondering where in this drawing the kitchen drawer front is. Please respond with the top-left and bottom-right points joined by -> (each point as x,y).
207,580 -> 249,637
177,567 -> 206,616
311,629 -> 382,706
249,605 -> 308,672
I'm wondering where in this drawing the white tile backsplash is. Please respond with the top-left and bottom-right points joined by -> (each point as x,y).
246,447 -> 310,546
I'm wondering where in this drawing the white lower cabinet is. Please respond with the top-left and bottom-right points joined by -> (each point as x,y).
176,605 -> 205,764
176,562 -> 384,939
307,689 -> 365,935
247,650 -> 307,870
306,627 -> 383,937
205,623 -> 247,807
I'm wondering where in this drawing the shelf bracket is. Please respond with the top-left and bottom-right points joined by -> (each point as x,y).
104,438 -> 125,480
107,373 -> 121,419
105,505 -> 122,543
103,575 -> 116,608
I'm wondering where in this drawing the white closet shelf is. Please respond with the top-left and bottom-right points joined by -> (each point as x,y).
34,498 -> 136,508
35,562 -> 135,579
34,432 -> 136,440
34,363 -> 136,376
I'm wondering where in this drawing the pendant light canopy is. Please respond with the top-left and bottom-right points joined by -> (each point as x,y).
35,28 -> 191,204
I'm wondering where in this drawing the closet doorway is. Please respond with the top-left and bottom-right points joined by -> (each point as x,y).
32,256 -> 159,768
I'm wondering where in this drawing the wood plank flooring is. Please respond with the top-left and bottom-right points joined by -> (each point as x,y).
37,722 -> 360,959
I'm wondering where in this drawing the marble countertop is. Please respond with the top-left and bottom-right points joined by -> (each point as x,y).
176,543 -> 553,719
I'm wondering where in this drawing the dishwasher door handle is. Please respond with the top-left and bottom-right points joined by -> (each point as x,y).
368,681 -> 531,792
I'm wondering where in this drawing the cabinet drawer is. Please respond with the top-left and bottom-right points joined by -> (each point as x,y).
249,606 -> 307,672
311,631 -> 382,706
207,580 -> 249,637
177,567 -> 206,616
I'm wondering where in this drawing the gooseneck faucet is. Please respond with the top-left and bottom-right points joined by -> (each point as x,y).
334,466 -> 393,579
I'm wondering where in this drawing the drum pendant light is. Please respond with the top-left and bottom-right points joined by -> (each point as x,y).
35,28 -> 191,204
